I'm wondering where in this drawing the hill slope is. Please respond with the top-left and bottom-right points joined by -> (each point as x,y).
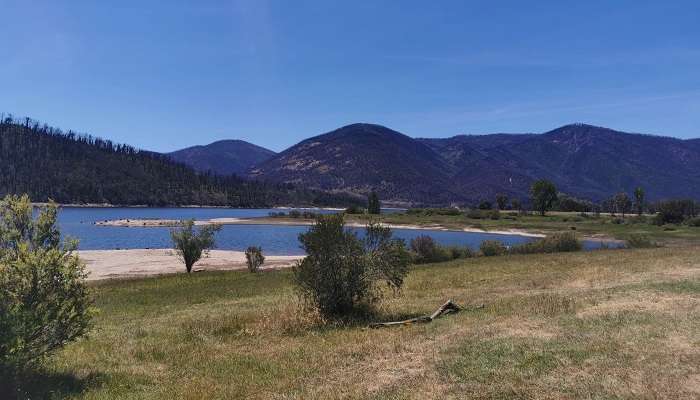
0,117 -> 335,207
168,140 -> 275,176
250,123 -> 460,204
250,123 -> 700,204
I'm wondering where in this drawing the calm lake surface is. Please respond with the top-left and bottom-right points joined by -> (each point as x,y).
58,207 -> 612,255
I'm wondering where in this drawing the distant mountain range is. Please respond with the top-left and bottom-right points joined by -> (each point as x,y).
168,140 -> 276,176
170,123 -> 700,205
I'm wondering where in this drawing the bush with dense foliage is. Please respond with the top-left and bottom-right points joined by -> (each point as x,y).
345,205 -> 365,214
652,199 -> 698,225
686,217 -> 700,227
625,234 -> 658,248
409,235 -> 475,264
480,240 -> 508,256
0,195 -> 93,374
510,232 -> 582,254
293,215 -> 410,318
245,246 -> 265,272
170,220 -> 222,273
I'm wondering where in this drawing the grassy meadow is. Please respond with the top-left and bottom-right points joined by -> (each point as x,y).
10,245 -> 699,399
345,210 -> 700,245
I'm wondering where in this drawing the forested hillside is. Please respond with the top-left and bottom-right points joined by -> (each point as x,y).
0,116 -> 344,207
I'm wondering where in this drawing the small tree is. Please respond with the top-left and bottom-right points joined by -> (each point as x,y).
293,214 -> 409,318
367,191 -> 381,215
0,195 -> 93,374
478,200 -> 492,210
530,179 -> 558,216
634,187 -> 645,216
245,246 -> 265,273
511,198 -> 522,212
495,194 -> 508,210
614,192 -> 632,219
170,220 -> 221,273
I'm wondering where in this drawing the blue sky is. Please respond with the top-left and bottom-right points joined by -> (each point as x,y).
1,1 -> 699,152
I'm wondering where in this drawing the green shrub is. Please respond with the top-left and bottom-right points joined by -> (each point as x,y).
686,217 -> 700,227
345,205 -> 365,214
480,240 -> 507,257
625,234 -> 659,248
509,232 -> 582,254
410,235 -> 449,263
288,210 -> 302,218
446,246 -> 476,259
0,195 -> 93,374
170,220 -> 221,273
478,200 -> 492,210
409,235 -> 475,264
466,209 -> 484,219
293,215 -> 410,318
245,246 -> 265,272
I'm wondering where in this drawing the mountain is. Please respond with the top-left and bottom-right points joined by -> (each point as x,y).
168,140 -> 276,176
249,123 -> 700,205
0,117 -> 345,207
249,123 -> 460,204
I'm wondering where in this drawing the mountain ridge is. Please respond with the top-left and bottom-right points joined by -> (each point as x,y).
245,123 -> 700,205
168,139 -> 276,176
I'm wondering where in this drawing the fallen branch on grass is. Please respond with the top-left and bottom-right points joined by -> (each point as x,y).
369,299 -> 472,328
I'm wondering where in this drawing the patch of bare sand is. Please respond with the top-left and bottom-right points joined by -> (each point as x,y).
78,249 -> 303,281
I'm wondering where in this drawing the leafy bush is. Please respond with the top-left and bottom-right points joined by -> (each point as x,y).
245,246 -> 265,272
0,195 -> 93,373
446,246 -> 476,259
478,200 -> 492,210
685,217 -> 700,227
293,215 -> 410,318
170,220 -> 221,273
288,210 -> 302,218
625,234 -> 658,248
510,232 -> 582,254
652,199 -> 698,225
409,235 -> 475,264
480,240 -> 507,256
345,205 -> 365,214
465,209 -> 483,219
487,209 -> 501,220
405,208 -> 461,216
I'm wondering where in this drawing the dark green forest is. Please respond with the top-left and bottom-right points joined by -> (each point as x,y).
0,115 -> 354,207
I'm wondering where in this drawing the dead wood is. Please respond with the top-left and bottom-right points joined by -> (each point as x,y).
369,300 -> 465,328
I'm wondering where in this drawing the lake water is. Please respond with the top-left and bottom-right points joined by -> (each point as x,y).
57,207 -> 612,255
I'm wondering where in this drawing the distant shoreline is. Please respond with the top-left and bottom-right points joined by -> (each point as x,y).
94,216 -> 548,238
33,203 -> 347,210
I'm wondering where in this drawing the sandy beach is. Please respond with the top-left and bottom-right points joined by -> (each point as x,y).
79,249 -> 303,281
94,217 -> 547,237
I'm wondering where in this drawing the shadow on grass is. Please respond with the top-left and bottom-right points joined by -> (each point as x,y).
1,368 -> 105,400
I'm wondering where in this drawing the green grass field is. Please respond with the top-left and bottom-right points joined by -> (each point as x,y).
346,211 -> 700,245
11,246 -> 700,399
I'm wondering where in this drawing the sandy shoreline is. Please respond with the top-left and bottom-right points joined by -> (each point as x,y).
79,249 -> 303,281
94,217 -> 547,238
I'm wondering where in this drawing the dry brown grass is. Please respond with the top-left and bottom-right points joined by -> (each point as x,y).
8,246 -> 699,399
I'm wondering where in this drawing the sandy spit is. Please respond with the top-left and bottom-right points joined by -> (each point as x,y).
78,249 -> 303,281
94,218 -> 546,238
